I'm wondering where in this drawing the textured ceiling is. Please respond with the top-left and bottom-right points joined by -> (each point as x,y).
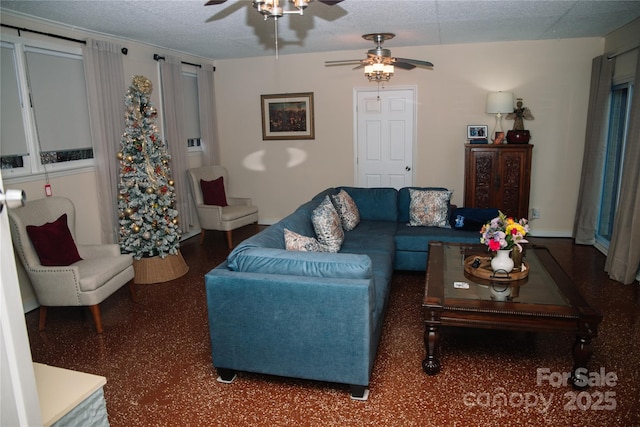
2,1 -> 640,60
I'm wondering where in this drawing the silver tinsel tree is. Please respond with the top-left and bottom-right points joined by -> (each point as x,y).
117,75 -> 181,259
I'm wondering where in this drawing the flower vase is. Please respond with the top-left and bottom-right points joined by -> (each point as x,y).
512,248 -> 524,270
491,249 -> 514,274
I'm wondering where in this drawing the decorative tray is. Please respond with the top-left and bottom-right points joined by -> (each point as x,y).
463,255 -> 529,282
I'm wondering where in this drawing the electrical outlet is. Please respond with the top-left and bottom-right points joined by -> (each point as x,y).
530,208 -> 540,219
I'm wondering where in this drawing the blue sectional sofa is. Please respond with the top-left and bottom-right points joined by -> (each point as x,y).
204,186 -> 484,399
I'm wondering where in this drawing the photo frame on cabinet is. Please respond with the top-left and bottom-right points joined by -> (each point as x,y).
261,92 -> 315,140
467,125 -> 488,140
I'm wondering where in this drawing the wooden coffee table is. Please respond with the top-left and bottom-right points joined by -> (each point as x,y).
422,242 -> 602,389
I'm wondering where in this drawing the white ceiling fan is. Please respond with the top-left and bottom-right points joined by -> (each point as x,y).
325,33 -> 434,82
205,0 -> 344,19
205,0 -> 345,57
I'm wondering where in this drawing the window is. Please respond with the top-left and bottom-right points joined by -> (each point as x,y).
1,42 -> 29,171
182,71 -> 201,152
1,40 -> 93,178
596,83 -> 632,250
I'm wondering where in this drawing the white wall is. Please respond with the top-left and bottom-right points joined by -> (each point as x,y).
2,13 -> 605,241
214,37 -> 604,234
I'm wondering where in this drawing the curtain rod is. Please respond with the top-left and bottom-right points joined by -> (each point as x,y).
1,23 -> 129,54
154,53 -> 214,71
2,23 -> 86,45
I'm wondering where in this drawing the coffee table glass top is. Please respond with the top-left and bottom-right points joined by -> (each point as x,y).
442,244 -> 570,306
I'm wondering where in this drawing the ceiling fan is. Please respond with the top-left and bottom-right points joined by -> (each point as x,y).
204,0 -> 344,19
205,0 -> 345,57
325,33 -> 434,82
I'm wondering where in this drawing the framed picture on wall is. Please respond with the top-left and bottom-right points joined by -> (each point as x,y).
467,125 -> 488,139
261,92 -> 315,140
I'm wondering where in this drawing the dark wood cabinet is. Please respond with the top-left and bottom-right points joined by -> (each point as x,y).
464,144 -> 533,219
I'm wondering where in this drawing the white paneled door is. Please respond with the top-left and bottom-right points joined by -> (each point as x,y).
0,177 -> 42,426
355,88 -> 415,189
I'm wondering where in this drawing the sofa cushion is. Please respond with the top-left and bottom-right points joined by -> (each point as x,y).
200,177 -> 228,206
408,188 -> 452,228
312,196 -> 344,253
340,221 -> 397,256
331,189 -> 360,231
337,187 -> 398,222
26,213 -> 83,266
395,224 -> 480,251
284,228 -> 321,252
227,247 -> 373,279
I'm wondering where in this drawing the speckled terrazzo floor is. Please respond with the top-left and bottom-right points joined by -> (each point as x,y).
25,230 -> 640,427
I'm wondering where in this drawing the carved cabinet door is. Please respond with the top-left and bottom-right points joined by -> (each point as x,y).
464,144 -> 533,219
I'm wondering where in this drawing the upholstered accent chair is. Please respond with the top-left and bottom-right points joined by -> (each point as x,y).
187,165 -> 259,248
9,197 -> 135,333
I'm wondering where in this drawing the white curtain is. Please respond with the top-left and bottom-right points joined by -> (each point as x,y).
158,55 -> 193,234
82,39 -> 125,244
197,64 -> 220,166
605,46 -> 640,284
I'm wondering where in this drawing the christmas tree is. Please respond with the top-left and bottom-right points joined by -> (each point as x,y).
117,75 -> 181,259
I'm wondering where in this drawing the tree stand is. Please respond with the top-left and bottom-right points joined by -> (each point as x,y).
132,250 -> 189,284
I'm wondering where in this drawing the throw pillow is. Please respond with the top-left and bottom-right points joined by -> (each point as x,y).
311,196 -> 344,253
331,189 -> 360,231
451,207 -> 500,231
408,188 -> 453,228
284,228 -> 321,252
200,177 -> 228,206
26,213 -> 83,266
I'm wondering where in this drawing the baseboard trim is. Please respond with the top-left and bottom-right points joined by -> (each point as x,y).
522,230 -> 573,238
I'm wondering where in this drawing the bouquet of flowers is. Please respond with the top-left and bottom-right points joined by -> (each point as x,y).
480,211 -> 530,252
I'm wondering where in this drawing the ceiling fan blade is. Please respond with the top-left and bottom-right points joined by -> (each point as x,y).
393,62 -> 417,70
204,0 -> 227,5
314,0 -> 348,21
205,1 -> 245,22
393,57 -> 434,68
325,59 -> 366,66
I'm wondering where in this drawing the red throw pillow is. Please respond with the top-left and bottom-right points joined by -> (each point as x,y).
26,213 -> 83,266
200,177 -> 228,206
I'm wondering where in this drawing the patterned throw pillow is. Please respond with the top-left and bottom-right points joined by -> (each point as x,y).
311,196 -> 344,253
408,188 -> 453,228
284,228 -> 321,252
331,189 -> 360,231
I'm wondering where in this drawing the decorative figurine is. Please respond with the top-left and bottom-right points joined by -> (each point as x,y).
506,98 -> 534,143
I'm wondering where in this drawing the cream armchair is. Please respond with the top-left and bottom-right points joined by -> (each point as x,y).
187,165 -> 259,248
9,197 -> 135,333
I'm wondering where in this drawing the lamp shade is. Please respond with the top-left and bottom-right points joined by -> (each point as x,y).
485,92 -> 514,114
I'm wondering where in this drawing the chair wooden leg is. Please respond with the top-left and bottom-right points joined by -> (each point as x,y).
38,306 -> 48,331
128,279 -> 137,303
225,230 -> 233,249
199,229 -> 206,245
88,304 -> 104,334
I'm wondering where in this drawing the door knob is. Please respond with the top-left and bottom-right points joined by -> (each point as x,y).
405,166 -> 411,171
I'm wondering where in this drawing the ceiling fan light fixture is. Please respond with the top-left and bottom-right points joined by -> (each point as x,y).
364,62 -> 394,82
290,0 -> 310,10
